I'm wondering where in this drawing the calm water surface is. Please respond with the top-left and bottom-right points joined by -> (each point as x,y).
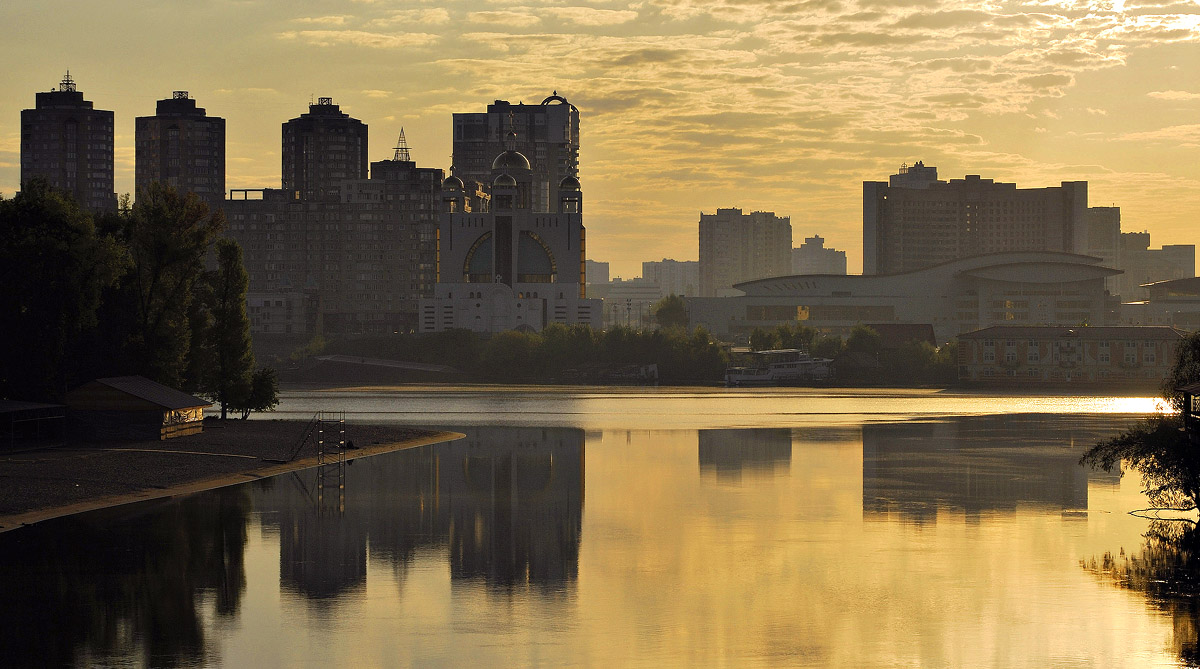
0,387 -> 1191,667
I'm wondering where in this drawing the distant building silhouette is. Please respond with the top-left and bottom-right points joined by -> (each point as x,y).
791,236 -> 847,275
699,208 -> 792,297
585,259 -> 609,284
452,94 -> 579,213
642,259 -> 699,297
135,91 -> 225,210
863,162 -> 1088,275
282,97 -> 368,201
1085,206 -> 1121,294
20,72 -> 116,213
1117,231 -> 1195,301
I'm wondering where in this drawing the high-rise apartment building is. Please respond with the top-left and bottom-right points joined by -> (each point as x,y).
792,235 -> 847,275
225,106 -> 442,335
863,162 -> 1088,275
282,97 -> 367,201
642,259 -> 699,297
699,208 -> 792,297
135,91 -> 225,209
452,94 -> 579,212
20,72 -> 116,213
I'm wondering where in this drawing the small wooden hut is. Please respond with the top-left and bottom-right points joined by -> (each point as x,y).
66,376 -> 211,440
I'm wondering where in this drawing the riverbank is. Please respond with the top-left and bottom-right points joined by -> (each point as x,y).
0,419 -> 462,532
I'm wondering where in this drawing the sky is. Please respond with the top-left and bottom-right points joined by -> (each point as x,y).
2,0 -> 1199,278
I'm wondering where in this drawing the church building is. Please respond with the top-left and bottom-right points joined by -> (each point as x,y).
419,128 -> 600,332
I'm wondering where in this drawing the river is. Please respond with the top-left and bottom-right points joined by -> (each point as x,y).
0,387 -> 1190,667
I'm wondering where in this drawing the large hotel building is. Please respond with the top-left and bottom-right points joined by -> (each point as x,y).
863,162 -> 1088,275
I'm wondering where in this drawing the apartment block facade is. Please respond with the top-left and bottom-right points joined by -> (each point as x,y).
699,208 -> 792,297
135,91 -> 225,209
20,72 -> 116,213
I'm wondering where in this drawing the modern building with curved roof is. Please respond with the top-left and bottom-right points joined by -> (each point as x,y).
685,251 -> 1121,343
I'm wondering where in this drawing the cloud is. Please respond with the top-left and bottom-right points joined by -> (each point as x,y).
1148,90 -> 1200,100
361,89 -> 393,99
544,7 -> 639,26
366,8 -> 452,27
278,30 -> 440,49
290,15 -> 350,26
468,10 -> 542,27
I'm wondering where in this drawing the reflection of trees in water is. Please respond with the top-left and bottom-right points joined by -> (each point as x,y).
0,487 -> 251,667
1084,521 -> 1200,664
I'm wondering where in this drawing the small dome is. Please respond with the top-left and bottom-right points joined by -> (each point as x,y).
493,173 -> 518,188
559,175 -> 581,191
492,150 -> 531,171
443,175 -> 464,191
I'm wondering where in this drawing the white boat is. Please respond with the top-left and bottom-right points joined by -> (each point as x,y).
724,349 -> 834,386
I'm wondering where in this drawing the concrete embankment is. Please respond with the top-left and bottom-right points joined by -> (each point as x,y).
0,419 -> 462,532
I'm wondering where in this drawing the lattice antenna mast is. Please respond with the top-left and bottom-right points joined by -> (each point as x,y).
59,70 -> 76,92
393,128 -> 411,161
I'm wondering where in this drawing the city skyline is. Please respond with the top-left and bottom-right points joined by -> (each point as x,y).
3,0 -> 1200,279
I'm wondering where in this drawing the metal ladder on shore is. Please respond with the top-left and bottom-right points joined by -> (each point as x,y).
315,411 -> 346,513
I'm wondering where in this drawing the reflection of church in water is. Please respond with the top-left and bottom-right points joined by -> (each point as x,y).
862,415 -> 1123,522
254,427 -> 584,600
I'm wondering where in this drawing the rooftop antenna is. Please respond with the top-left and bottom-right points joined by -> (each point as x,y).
393,128 -> 411,161
59,70 -> 76,93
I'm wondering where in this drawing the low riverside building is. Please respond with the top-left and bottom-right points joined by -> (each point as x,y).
66,376 -> 210,440
1119,277 -> 1200,331
957,325 -> 1186,387
686,251 -> 1120,343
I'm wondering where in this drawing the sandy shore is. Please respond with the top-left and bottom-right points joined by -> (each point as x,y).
0,419 -> 462,532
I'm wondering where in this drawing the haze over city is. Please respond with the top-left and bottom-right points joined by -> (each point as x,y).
4,0 -> 1200,278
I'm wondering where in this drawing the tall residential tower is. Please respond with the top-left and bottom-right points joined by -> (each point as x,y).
282,97 -> 368,201
135,91 -> 225,209
20,72 -> 116,213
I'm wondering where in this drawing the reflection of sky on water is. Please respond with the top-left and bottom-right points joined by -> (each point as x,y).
0,392 -> 1187,666
271,385 -> 1169,430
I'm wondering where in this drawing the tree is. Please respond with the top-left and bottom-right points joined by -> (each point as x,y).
204,239 -> 255,419
749,327 -> 779,352
1081,331 -> 1200,510
0,179 -> 127,400
118,183 -> 224,388
846,324 -> 883,355
811,335 -> 844,359
653,294 -> 689,329
774,323 -> 816,351
231,368 -> 280,419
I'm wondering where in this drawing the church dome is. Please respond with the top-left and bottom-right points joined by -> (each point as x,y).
493,173 -> 518,188
492,150 -> 531,172
443,175 -> 464,191
559,175 -> 581,191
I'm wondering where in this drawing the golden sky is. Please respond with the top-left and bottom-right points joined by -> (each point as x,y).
3,0 -> 1199,277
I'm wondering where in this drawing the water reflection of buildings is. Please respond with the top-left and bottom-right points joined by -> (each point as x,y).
698,429 -> 792,481
863,415 -> 1125,521
255,426 -> 584,600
